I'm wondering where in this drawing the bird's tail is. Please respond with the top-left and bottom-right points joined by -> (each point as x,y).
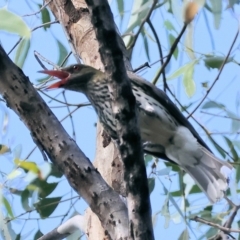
183,147 -> 233,203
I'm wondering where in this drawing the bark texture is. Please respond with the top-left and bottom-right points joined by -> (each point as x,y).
0,45 -> 128,239
84,1 -> 154,239
48,0 -> 132,239
48,0 -> 128,239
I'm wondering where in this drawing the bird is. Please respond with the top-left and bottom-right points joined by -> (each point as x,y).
40,64 -> 233,203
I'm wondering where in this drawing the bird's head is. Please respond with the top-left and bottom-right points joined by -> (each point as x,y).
40,64 -> 103,93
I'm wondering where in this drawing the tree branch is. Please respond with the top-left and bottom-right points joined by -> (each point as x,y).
152,23 -> 188,85
0,45 -> 128,240
187,30 -> 239,119
191,216 -> 240,233
84,0 -> 154,239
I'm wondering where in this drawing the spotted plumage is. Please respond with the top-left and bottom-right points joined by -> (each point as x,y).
41,64 -> 233,203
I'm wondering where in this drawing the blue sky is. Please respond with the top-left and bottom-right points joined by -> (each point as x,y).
0,0 -> 240,239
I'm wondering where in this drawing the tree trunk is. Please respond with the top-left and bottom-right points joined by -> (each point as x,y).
48,0 -> 128,238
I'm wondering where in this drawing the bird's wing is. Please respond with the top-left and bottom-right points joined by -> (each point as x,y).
128,72 -> 212,153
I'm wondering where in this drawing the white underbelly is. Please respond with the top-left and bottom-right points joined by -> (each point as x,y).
138,109 -> 177,148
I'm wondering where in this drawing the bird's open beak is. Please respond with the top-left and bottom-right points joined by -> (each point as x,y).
39,69 -> 70,89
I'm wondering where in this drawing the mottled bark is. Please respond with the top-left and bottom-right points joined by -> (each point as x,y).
48,0 -> 128,239
0,45 -> 128,239
84,1 -> 154,239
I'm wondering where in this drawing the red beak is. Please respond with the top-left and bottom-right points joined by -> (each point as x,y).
39,69 -> 70,89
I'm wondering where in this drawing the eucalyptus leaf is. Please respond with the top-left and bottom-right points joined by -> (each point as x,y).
141,30 -> 150,61
56,39 -> 68,66
178,228 -> 189,240
35,197 -> 62,218
116,0 -> 124,20
202,101 -> 225,109
209,0 -> 222,29
38,4 -> 51,30
0,7 -> 31,38
148,178 -> 155,194
2,197 -> 14,218
224,136 -> 239,162
183,62 -> 196,97
169,34 -> 178,59
14,38 -> 30,68
164,20 -> 177,33
204,56 -> 233,69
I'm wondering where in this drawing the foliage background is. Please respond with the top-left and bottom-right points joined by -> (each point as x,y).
0,0 -> 240,239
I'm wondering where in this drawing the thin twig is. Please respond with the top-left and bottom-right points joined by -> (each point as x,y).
61,52 -> 72,66
22,0 -> 53,17
191,216 -> 240,233
34,50 -> 59,69
188,30 -> 239,118
7,196 -> 80,223
62,91 -> 76,141
39,90 -> 90,107
8,37 -> 22,55
31,20 -> 59,32
127,0 -> 158,50
201,111 -> 240,121
152,23 -> 188,85
147,19 -> 167,91
133,62 -> 150,72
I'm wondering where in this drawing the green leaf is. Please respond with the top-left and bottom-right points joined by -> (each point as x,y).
165,161 -> 180,172
185,24 -> 195,60
164,20 -> 177,33
160,194 -> 170,228
168,60 -> 197,97
2,197 -> 14,218
116,0 -> 124,19
0,7 -> 31,38
14,38 -> 31,68
202,100 -> 225,109
167,60 -> 197,81
204,56 -> 233,69
38,181 -> 58,198
56,39 -> 69,66
15,234 -> 21,240
170,0 -> 182,23
168,34 -> 178,59
235,164 -> 240,184
21,189 -> 31,211
148,178 -> 155,194
170,190 -> 181,197
35,197 -> 62,218
189,184 -> 202,195
0,144 -> 10,154
226,0 -> 240,8
38,4 -> 51,30
232,140 -> 240,150
34,230 -> 43,240
209,0 -> 222,29
125,0 -> 149,33
159,180 -> 196,236
141,30 -> 150,61
14,159 -> 39,174
50,164 -> 63,178
183,62 -> 196,97
178,228 -> 189,240
224,137 -> 239,162
208,135 -> 226,158
144,154 -> 153,165
226,111 -> 240,133
199,227 -> 218,240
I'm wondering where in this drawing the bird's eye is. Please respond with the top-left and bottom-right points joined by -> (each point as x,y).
73,65 -> 79,71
